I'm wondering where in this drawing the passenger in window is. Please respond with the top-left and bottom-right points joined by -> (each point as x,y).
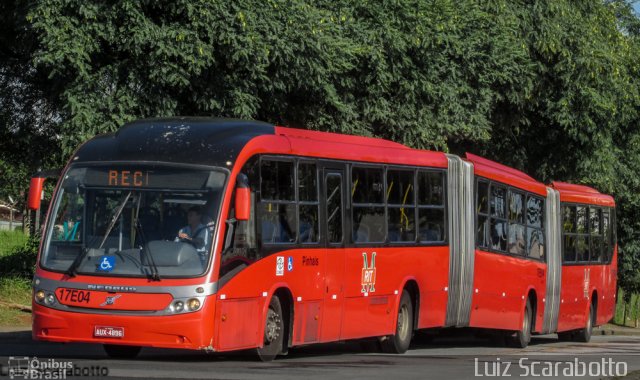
176,206 -> 212,264
278,204 -> 295,242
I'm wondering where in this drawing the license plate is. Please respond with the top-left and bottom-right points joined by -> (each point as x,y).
94,326 -> 124,338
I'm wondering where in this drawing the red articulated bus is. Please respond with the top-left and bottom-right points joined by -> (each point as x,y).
27,118 -> 617,360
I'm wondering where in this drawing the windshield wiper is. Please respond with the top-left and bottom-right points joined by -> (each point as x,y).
66,191 -> 132,277
132,197 -> 160,281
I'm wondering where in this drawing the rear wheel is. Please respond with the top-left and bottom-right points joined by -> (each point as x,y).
509,299 -> 532,348
255,296 -> 284,362
381,290 -> 413,354
574,303 -> 595,343
103,344 -> 141,359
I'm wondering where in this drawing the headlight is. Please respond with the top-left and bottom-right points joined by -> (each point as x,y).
166,297 -> 204,314
35,290 -> 46,303
44,293 -> 56,305
187,298 -> 201,311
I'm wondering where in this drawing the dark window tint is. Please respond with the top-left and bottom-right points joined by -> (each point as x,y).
591,235 -> 604,263
418,171 -> 444,206
509,192 -> 524,223
419,208 -> 445,242
576,206 -> 588,234
261,160 -> 294,201
299,205 -> 318,243
603,209 -> 612,262
490,219 -> 507,251
298,163 -> 318,202
563,206 -> 576,233
259,203 -> 296,243
576,235 -> 589,261
477,215 -> 489,248
564,236 -> 576,262
352,167 -> 384,204
526,197 -> 543,228
326,174 -> 343,244
387,170 -> 415,205
388,207 -> 416,242
353,207 -> 385,243
490,186 -> 506,219
477,181 -> 489,214
508,223 -> 526,255
528,229 -> 544,260
590,208 -> 601,235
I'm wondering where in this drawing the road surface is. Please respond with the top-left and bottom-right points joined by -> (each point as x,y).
0,329 -> 639,379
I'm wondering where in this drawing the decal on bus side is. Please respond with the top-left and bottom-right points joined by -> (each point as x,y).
361,252 -> 377,294
584,268 -> 590,299
276,256 -> 285,276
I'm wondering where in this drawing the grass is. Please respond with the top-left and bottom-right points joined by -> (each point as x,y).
0,230 -> 29,257
0,276 -> 31,327
614,289 -> 640,327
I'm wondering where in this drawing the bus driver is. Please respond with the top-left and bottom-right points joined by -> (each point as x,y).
176,206 -> 211,265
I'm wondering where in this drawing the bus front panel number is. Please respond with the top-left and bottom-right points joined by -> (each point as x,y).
57,288 -> 91,304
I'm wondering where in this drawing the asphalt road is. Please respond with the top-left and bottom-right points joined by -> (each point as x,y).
1,329 -> 639,380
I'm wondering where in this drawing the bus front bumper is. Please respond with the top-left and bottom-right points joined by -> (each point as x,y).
31,300 -> 216,351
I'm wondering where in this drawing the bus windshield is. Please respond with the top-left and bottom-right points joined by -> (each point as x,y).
41,165 -> 227,278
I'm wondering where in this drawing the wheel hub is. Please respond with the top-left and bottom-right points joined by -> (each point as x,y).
398,304 -> 409,339
265,309 -> 281,344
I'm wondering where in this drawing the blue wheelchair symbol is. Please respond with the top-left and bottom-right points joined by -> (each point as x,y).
287,256 -> 293,272
97,256 -> 115,272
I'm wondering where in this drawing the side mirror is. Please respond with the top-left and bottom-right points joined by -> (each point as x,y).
235,174 -> 251,221
27,177 -> 46,210
27,169 -> 62,210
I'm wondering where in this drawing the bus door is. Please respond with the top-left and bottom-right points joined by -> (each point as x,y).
319,166 -> 347,342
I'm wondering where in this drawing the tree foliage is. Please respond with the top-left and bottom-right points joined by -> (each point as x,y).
1,0 -> 640,292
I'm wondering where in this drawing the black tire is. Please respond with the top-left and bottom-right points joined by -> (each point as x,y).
381,290 -> 414,354
509,299 -> 532,348
103,344 -> 141,359
255,296 -> 284,361
574,303 -> 595,343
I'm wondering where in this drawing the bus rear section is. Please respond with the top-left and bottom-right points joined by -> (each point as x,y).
552,181 -> 617,342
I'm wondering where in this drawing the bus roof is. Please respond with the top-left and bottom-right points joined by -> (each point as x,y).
73,118 -> 275,167
551,181 -> 615,207
71,118 -> 611,204
464,153 -> 548,196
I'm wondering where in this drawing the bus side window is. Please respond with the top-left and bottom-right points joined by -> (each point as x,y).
476,180 -> 490,248
417,170 -> 445,243
526,195 -> 544,260
590,207 -> 604,263
562,205 -> 577,263
260,159 -> 296,244
298,162 -> 319,244
352,166 -> 385,243
489,185 -> 507,252
387,169 -> 416,243
602,208 -> 612,263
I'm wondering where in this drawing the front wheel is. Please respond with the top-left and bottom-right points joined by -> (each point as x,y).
103,344 -> 141,359
255,296 -> 284,361
381,290 -> 413,354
